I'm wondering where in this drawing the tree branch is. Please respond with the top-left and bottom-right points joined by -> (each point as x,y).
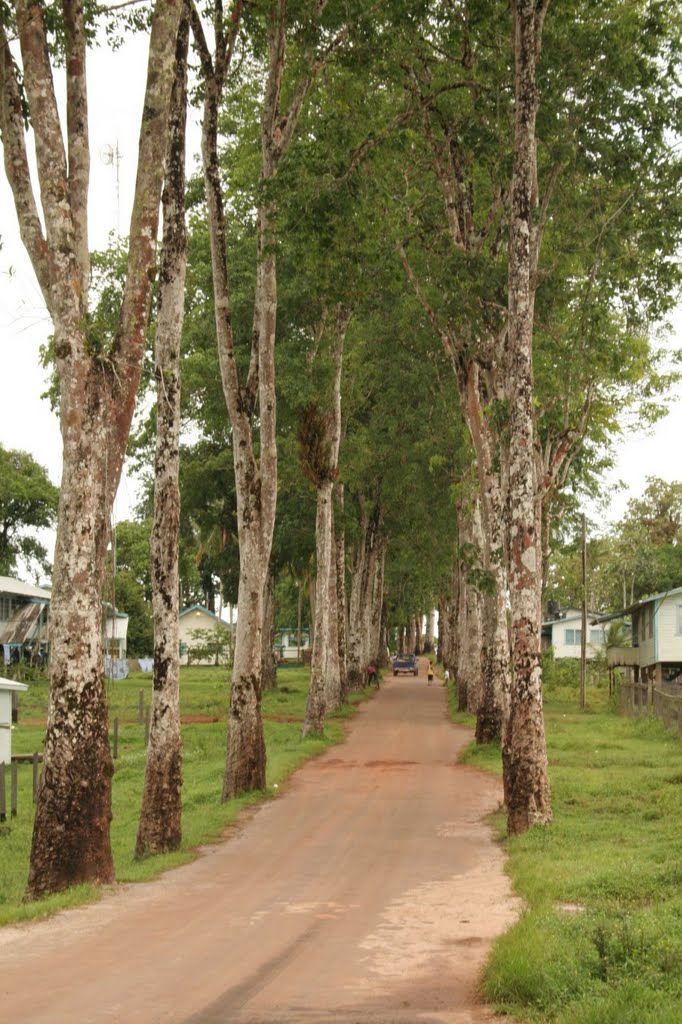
16,0 -> 76,316
64,0 -> 90,298
0,23 -> 51,304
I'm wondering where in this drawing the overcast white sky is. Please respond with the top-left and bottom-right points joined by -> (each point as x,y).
1,33 -> 681,579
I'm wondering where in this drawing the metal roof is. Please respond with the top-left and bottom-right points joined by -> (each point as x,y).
590,586 -> 682,625
0,678 -> 29,692
0,576 -> 51,601
0,602 -> 47,644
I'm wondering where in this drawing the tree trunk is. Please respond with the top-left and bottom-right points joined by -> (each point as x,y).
335,484 -> 349,701
503,0 -> 552,834
324,498 -> 342,710
28,397 -> 115,895
301,310 -> 347,731
406,617 -> 417,655
347,502 -> 381,687
196,11 -> 277,798
303,479 -> 336,735
193,1 -> 342,794
455,495 -> 484,715
261,566 -> 278,692
223,527 -> 268,798
0,0 -> 183,898
136,14 -> 189,858
424,610 -> 435,653
369,538 -> 386,665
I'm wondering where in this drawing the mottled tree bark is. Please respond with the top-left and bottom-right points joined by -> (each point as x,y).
1,0 -> 183,897
457,496 -> 484,715
369,538 -> 386,665
302,309 -> 347,734
324,507 -> 342,710
335,483 -> 349,701
304,480 -> 334,733
423,610 -> 435,653
503,0 -> 552,834
405,617 -> 416,655
458,355 -> 510,744
136,15 -> 189,857
438,589 -> 456,676
347,501 -> 381,687
261,566 -> 278,692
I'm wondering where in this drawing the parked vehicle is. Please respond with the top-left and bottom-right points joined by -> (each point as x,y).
392,653 -> 418,676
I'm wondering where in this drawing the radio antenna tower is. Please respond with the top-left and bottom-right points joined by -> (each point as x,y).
100,141 -> 122,236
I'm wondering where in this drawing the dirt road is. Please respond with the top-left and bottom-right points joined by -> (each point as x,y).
1,665 -> 520,1024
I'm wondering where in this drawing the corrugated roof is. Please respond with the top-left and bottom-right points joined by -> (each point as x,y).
0,602 -> 47,644
591,586 -> 682,624
0,576 -> 51,601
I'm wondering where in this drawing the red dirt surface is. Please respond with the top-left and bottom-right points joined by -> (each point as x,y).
0,660 -> 520,1023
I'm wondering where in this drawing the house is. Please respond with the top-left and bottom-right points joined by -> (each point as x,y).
0,575 -> 128,666
0,576 -> 51,666
541,605 -> 606,660
103,603 -> 129,660
274,627 -> 311,663
594,586 -> 682,687
179,604 -> 232,665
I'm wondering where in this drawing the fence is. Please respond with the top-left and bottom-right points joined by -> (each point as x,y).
0,693 -> 153,824
0,754 -> 41,823
621,681 -> 682,735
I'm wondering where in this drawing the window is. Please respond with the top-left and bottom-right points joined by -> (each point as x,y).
589,629 -> 603,646
565,629 -> 582,646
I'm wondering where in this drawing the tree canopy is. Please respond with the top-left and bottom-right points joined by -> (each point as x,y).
0,445 -> 59,579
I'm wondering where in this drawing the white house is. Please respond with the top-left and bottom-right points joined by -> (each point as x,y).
274,627 -> 311,662
542,606 -> 606,660
102,603 -> 129,660
595,586 -> 682,686
179,605 -> 232,665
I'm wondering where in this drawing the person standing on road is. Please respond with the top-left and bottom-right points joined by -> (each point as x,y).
427,662 -> 434,685
444,668 -> 450,687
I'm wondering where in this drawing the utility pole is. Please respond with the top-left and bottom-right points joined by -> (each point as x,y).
580,514 -> 587,709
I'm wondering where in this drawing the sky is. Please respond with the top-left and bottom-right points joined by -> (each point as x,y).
1,33 -> 681,580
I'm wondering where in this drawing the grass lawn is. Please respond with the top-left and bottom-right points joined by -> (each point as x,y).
0,665 -> 370,926
453,674 -> 682,1024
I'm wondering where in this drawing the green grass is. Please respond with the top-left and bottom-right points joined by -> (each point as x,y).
447,678 -> 682,1023
0,666 -> 371,926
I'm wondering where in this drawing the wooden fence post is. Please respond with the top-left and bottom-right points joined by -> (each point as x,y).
11,761 -> 17,817
138,689 -> 145,724
33,752 -> 39,803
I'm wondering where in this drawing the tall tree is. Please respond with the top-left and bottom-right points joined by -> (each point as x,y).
300,307 -> 349,735
191,0 -> 357,797
503,0 -> 552,833
1,0 -> 184,896
136,8 -> 190,858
